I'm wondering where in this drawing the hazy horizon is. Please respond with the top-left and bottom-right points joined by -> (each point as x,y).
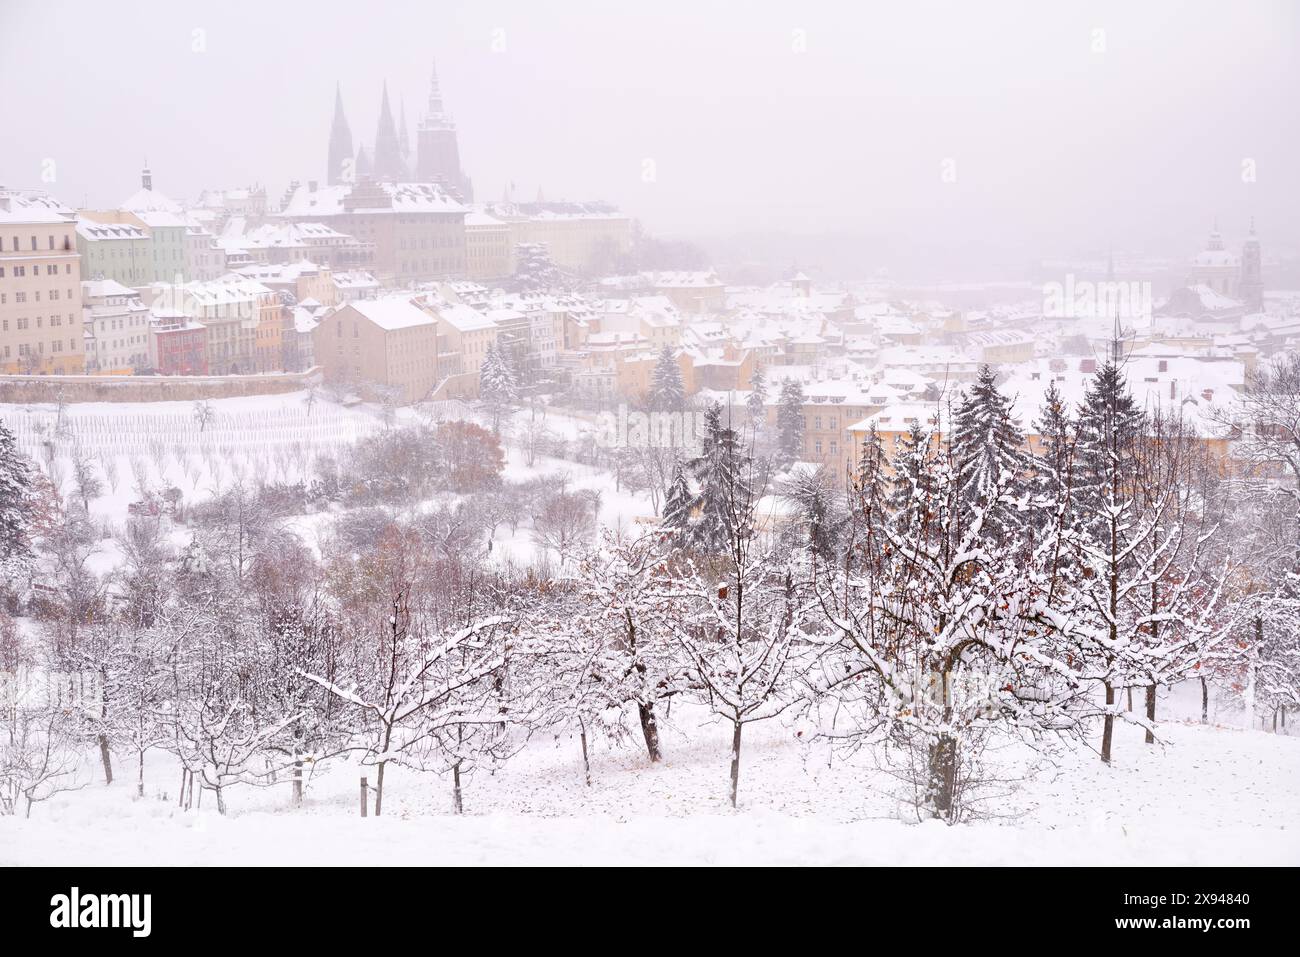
3,0 -> 1297,276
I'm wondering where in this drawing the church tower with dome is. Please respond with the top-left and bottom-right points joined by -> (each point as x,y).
1187,220 -> 1239,297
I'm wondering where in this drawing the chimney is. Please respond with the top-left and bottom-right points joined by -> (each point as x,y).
142,166 -> 153,191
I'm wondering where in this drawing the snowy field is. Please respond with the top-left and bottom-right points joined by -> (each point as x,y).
3,391 -> 1297,866
5,693 -> 1297,866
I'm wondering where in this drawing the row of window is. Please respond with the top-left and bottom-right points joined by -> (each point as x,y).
1,289 -> 74,304
1,314 -> 76,330
4,234 -> 72,252
1,338 -> 79,357
0,264 -> 74,278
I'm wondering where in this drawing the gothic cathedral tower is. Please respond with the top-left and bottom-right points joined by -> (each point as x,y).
327,83 -> 353,186
416,62 -> 473,201
372,81 -> 405,182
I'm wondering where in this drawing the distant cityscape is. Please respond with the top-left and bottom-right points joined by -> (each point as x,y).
0,58 -> 1293,484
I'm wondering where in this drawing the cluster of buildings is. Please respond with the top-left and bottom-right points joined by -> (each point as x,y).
0,55 -> 1290,488
299,216 -> 1283,489
0,61 -> 631,378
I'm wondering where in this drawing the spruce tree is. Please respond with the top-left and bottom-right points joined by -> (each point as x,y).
1031,379 -> 1075,511
775,378 -> 806,467
0,420 -> 33,568
1073,359 -> 1145,532
662,458 -> 694,533
886,420 -> 935,536
850,423 -> 889,537
746,363 -> 768,427
649,346 -> 685,412
778,466 -> 841,562
478,342 -> 519,432
687,403 -> 752,552
1071,358 -> 1147,764
950,365 -> 1030,540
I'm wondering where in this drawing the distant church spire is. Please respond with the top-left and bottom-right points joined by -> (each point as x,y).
415,58 -> 472,200
373,80 -> 403,182
399,96 -> 411,171
425,61 -> 445,119
1241,216 -> 1264,312
327,82 -> 353,186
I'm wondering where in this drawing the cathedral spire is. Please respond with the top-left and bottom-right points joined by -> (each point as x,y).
327,82 -> 353,185
399,96 -> 411,160
426,61 -> 444,118
373,80 -> 403,182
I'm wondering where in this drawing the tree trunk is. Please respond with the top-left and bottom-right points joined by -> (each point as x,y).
292,759 -> 303,808
1101,681 -> 1115,764
1126,686 -> 1134,712
1144,684 -> 1156,744
579,720 -> 591,786
360,776 -> 368,817
638,702 -> 662,763
178,768 -> 187,807
98,733 -> 113,785
214,785 -> 225,816
928,733 -> 958,821
1200,677 -> 1209,724
729,720 -> 743,808
137,751 -> 144,798
452,761 -> 464,814
374,762 -> 386,817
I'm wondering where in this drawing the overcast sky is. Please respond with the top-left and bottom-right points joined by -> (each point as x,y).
2,0 -> 1297,273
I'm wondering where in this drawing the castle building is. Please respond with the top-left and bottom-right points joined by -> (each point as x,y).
327,84 -> 353,187
415,64 -> 473,201
324,63 -> 470,198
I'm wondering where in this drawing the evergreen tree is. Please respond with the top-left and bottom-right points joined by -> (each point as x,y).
1070,358 -> 1149,764
687,403 -> 752,552
1031,379 -> 1075,511
746,364 -> 768,427
649,346 -> 686,412
849,424 -> 889,543
778,466 -> 841,563
0,420 -> 33,569
478,342 -> 519,432
1073,359 -> 1145,531
775,378 -> 806,466
950,365 -> 1030,540
510,242 -> 565,292
887,420 -> 935,535
661,458 -> 694,533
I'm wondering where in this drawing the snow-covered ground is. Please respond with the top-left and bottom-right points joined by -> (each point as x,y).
5,694 -> 1297,866
4,392 -> 1296,866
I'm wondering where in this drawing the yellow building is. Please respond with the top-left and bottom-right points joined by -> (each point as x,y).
312,298 -> 441,404
0,190 -> 85,374
464,212 -> 514,281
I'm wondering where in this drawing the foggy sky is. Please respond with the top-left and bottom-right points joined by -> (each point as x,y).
2,0 -> 1297,275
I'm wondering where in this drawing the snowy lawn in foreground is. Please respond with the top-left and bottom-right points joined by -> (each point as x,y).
5,698 -> 1297,866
